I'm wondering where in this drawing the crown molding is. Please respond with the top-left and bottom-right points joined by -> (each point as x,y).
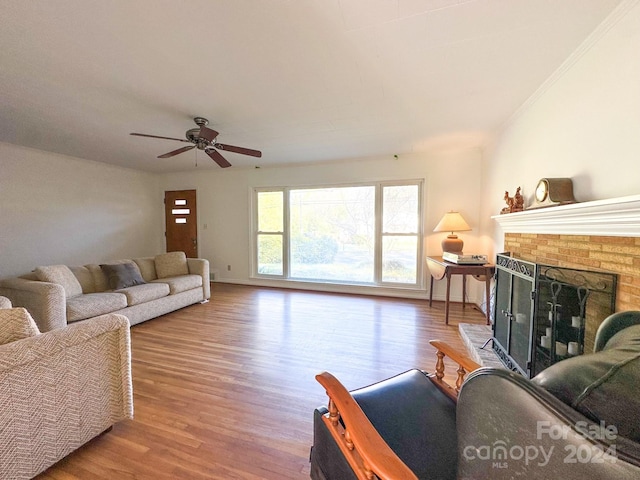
492,194 -> 640,237
499,0 -> 640,133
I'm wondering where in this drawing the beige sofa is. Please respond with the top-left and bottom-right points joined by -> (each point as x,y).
0,252 -> 210,332
0,296 -> 133,479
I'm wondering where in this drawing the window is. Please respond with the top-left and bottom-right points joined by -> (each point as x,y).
290,186 -> 375,282
256,190 -> 284,276
253,180 -> 423,287
381,184 -> 419,284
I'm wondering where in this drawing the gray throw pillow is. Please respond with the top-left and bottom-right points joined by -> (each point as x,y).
100,263 -> 146,290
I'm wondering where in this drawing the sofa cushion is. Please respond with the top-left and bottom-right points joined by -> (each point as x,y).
69,265 -> 96,293
101,263 -> 146,290
155,252 -> 189,279
116,283 -> 170,306
133,257 -> 158,282
34,265 -> 83,298
532,324 -> 640,442
151,275 -> 202,295
86,264 -> 110,292
19,272 -> 38,281
66,293 -> 128,322
0,307 -> 40,345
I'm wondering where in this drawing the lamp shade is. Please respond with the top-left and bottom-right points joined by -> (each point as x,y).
434,212 -> 471,253
433,212 -> 471,234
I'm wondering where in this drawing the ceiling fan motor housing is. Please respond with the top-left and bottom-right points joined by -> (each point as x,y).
186,128 -> 208,149
193,117 -> 209,127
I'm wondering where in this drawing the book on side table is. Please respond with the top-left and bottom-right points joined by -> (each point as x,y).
442,252 -> 488,265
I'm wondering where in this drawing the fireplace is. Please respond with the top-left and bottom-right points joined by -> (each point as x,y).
492,253 -> 617,378
485,195 -> 639,376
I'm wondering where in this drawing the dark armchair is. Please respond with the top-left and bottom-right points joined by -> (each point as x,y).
311,312 -> 640,479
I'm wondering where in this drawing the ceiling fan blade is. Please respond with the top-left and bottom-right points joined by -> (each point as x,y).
130,133 -> 190,143
214,143 -> 262,158
199,126 -> 219,142
205,147 -> 232,168
158,145 -> 196,158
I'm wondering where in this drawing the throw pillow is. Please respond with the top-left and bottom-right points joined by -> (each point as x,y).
133,257 -> 158,282
0,307 -> 41,345
34,264 -> 83,298
532,325 -> 640,443
69,265 -> 96,293
155,251 -> 189,279
100,263 -> 146,290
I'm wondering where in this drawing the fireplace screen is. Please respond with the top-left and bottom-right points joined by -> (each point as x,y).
493,253 -> 617,378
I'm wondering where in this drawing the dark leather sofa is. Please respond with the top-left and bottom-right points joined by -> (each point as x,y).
310,311 -> 640,479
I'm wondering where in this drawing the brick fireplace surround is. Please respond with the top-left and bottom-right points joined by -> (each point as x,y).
504,233 -> 640,312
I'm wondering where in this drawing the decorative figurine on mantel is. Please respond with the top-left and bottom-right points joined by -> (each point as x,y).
500,187 -> 524,214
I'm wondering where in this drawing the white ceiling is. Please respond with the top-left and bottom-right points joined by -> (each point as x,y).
0,0 -> 622,173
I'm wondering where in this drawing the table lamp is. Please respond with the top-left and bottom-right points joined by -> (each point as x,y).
433,211 -> 471,253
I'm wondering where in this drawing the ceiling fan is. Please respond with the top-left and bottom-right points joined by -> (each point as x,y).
130,117 -> 261,168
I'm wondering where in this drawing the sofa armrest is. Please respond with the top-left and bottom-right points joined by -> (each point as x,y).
458,368 -> 640,479
187,257 -> 210,300
594,311 -> 640,352
0,313 -> 133,479
0,277 -> 67,332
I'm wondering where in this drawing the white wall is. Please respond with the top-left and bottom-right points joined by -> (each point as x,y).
0,142 -> 163,278
481,1 -> 640,252
159,149 -> 483,299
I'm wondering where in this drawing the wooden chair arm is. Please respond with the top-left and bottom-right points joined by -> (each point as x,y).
315,371 -> 418,480
429,340 -> 482,399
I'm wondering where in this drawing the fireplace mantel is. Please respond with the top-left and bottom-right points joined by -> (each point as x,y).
492,194 -> 640,237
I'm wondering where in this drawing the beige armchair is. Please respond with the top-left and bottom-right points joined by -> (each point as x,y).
0,296 -> 133,479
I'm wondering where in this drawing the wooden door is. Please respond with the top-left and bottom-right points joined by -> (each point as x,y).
165,190 -> 198,258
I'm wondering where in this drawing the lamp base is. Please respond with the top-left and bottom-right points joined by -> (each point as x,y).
442,235 -> 464,254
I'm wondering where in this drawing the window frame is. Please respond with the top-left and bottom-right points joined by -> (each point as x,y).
253,188 -> 287,278
378,181 -> 423,287
251,180 -> 424,289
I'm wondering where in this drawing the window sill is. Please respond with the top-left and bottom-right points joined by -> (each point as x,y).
242,276 -> 428,299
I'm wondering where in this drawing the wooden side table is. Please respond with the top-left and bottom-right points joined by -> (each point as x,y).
426,256 -> 495,325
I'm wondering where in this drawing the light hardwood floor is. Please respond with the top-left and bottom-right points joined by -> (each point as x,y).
37,283 -> 488,480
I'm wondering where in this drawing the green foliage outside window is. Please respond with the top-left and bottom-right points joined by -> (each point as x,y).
291,234 -> 339,264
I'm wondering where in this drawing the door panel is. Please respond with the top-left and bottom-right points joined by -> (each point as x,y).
165,190 -> 198,258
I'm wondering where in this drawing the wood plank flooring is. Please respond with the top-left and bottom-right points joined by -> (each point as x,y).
36,283 -> 488,480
